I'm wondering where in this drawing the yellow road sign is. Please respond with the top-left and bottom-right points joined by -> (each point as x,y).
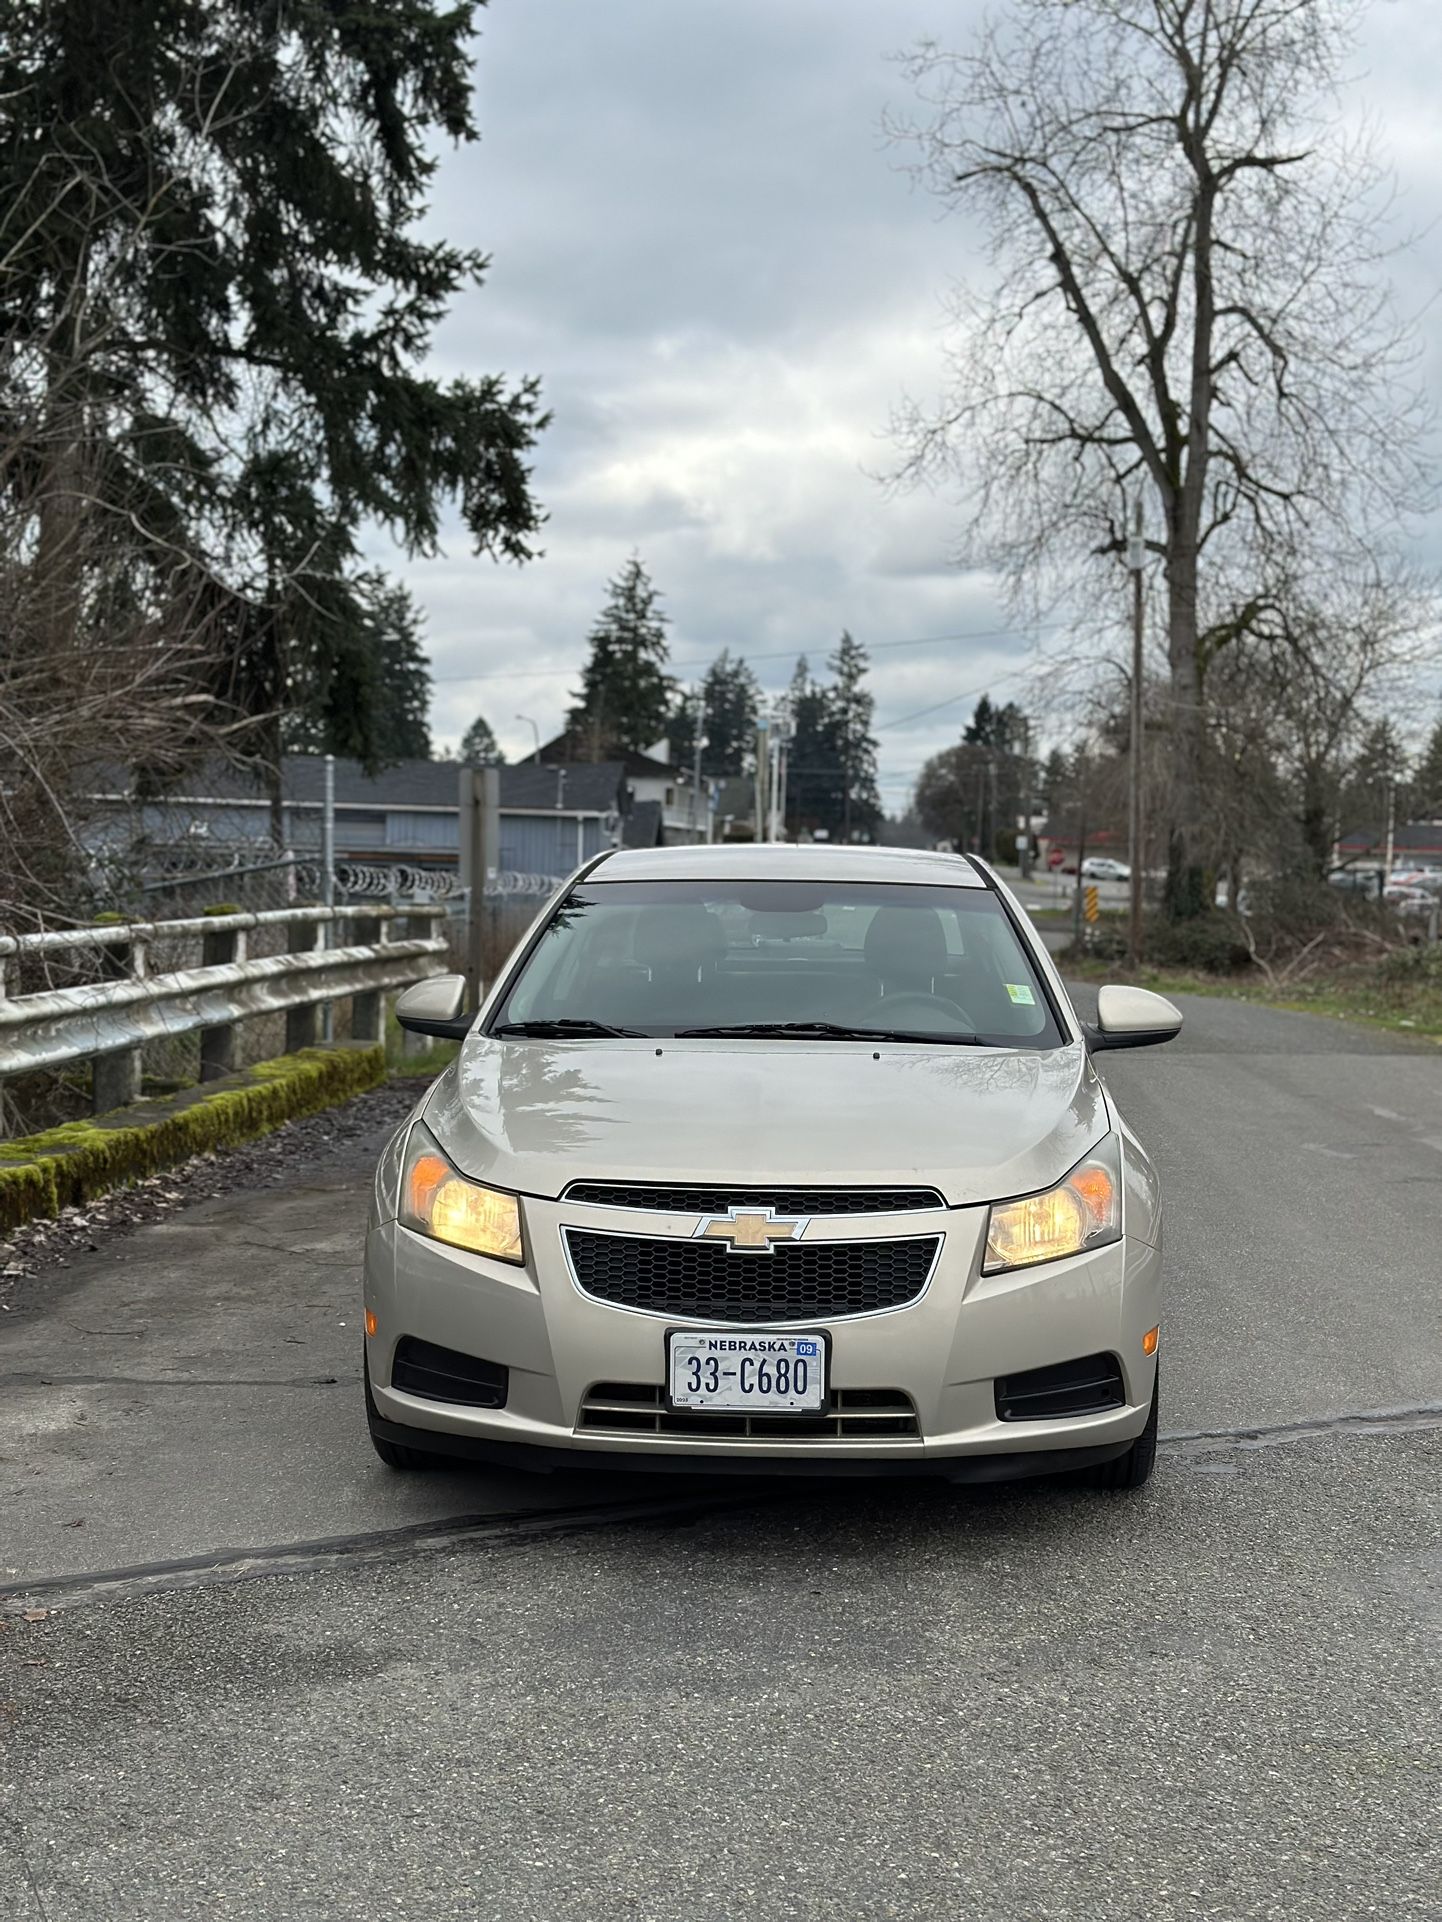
1084,885 -> 1100,924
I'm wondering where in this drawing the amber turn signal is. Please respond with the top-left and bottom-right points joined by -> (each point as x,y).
1142,1325 -> 1159,1356
364,1308 -> 378,1338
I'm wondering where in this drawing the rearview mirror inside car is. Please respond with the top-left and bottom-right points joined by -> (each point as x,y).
1085,984 -> 1183,1053
395,973 -> 472,1040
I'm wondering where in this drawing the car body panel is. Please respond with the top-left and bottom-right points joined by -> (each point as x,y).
421,1035 -> 1111,1209
364,1207 -> 1161,1464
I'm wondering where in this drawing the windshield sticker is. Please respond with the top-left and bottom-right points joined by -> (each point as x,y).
1005,983 -> 1037,1005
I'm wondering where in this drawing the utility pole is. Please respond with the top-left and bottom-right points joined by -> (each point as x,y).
459,763 -> 500,1010
1019,718 -> 1034,879
691,688 -> 706,846
320,752 -> 335,1043
974,763 -> 986,856
987,753 -> 999,862
1383,778 -> 1396,893
754,718 -> 770,844
1125,496 -> 1146,966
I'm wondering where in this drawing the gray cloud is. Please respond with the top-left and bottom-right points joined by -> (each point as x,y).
374,0 -> 1442,809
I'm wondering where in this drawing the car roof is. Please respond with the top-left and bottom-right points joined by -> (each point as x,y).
586,843 -> 988,888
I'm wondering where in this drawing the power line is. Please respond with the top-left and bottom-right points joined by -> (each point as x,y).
429,622 -> 1062,686
875,661 -> 1035,733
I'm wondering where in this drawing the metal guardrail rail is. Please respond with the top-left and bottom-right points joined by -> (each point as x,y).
0,904 -> 449,1112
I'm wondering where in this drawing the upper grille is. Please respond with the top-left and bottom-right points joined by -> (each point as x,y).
562,1181 -> 945,1216
995,1353 -> 1124,1422
580,1381 -> 920,1440
565,1228 -> 940,1322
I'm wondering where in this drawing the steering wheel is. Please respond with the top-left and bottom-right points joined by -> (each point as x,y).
875,989 -> 976,1030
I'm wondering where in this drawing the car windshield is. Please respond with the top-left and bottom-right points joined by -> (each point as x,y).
490,879 -> 1065,1049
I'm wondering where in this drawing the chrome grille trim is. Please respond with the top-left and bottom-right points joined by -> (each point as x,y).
578,1382 -> 921,1440
561,1181 -> 946,1217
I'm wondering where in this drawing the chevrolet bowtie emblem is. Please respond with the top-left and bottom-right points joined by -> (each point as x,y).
696,1209 -> 808,1253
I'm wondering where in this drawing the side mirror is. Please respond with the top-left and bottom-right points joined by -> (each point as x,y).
1084,984 -> 1183,1053
395,973 -> 472,1041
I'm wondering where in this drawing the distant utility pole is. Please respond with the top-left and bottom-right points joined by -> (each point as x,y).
1125,496 -> 1146,966
691,689 -> 706,845
754,718 -> 770,843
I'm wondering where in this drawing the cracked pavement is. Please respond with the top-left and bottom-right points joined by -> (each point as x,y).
1,990 -> 1439,1918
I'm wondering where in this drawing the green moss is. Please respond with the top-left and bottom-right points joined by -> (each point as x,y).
0,1043 -> 385,1233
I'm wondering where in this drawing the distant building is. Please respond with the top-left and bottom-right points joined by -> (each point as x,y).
1334,821 -> 1442,869
532,733 -> 709,844
85,755 -> 632,881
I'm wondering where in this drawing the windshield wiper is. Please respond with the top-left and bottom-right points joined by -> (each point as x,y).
673,1021 -> 994,1046
491,1018 -> 644,1039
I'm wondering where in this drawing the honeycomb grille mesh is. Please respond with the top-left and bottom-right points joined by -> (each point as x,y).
565,1229 -> 940,1322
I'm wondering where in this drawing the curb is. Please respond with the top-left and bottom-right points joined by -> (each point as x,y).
0,1043 -> 386,1232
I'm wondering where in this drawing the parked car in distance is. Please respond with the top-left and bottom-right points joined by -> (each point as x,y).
1327,867 -> 1382,895
366,845 -> 1182,1493
1080,856 -> 1130,882
1384,884 -> 1434,919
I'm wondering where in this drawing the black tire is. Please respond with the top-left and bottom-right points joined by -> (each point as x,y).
364,1344 -> 437,1471
1087,1366 -> 1159,1491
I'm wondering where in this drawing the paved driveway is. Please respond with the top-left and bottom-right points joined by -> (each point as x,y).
2,992 -> 1439,1919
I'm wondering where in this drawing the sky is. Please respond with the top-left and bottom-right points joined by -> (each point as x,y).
376,0 -> 1442,812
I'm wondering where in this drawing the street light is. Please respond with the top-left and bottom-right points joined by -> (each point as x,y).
515,714 -> 541,765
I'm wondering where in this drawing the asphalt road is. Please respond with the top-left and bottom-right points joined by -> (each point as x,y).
2,990 -> 1440,1919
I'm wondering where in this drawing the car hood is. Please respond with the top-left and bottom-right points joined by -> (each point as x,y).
422,1037 -> 1109,1207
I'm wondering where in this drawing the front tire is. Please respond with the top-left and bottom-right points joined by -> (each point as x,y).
364,1344 -> 437,1471
1087,1367 -> 1159,1491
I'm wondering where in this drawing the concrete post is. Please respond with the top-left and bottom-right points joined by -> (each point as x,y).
398,910 -> 434,1060
350,913 -> 383,1043
285,917 -> 321,1052
91,920 -> 142,1112
199,907 -> 240,1081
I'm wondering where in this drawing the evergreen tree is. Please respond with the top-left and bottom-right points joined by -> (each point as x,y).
825,632 -> 881,841
282,577 -> 431,763
1410,719 -> 1442,820
670,650 -> 763,777
459,714 -> 505,766
1341,720 -> 1410,832
0,0 -> 546,806
567,557 -> 677,759
784,655 -> 834,836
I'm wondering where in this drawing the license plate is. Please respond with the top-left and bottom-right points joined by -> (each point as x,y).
667,1329 -> 827,1414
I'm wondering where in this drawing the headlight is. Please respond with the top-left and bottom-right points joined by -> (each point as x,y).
399,1124 -> 524,1264
983,1137 -> 1122,1274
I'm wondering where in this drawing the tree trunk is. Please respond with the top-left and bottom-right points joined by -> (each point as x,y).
1298,766 -> 1331,880
1163,531 -> 1208,919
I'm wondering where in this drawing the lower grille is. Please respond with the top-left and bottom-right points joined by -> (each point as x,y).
563,1181 -> 945,1216
390,1336 -> 509,1409
995,1353 -> 1124,1422
565,1229 -> 940,1322
580,1382 -> 920,1440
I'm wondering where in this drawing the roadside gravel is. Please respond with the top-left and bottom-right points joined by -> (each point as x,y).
0,1074 -> 427,1308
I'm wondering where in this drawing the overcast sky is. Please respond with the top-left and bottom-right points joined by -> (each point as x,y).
378,0 -> 1442,811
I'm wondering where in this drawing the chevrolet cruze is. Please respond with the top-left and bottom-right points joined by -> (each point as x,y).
364,845 -> 1181,1489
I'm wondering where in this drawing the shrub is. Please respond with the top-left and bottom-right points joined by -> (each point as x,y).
1144,912 -> 1253,974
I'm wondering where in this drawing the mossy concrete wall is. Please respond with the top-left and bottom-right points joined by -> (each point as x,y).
0,1043 -> 385,1233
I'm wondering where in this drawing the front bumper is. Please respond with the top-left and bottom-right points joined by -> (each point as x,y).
364,1190 -> 1162,1476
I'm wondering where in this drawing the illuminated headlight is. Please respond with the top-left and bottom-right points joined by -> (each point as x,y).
983,1137 -> 1122,1274
399,1123 -> 524,1264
